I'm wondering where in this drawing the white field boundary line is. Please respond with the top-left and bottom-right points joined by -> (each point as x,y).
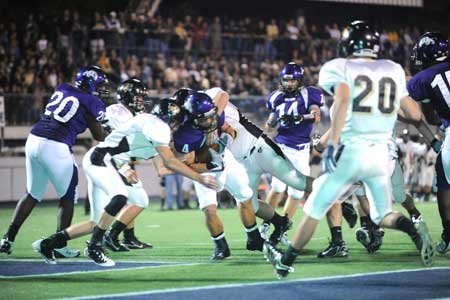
0,259 -> 202,279
55,267 -> 450,300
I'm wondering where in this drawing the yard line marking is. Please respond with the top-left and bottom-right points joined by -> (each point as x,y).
55,267 -> 450,300
0,259 -> 202,279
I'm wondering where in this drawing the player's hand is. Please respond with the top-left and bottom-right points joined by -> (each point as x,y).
217,132 -> 234,154
207,148 -> 225,172
431,138 -> 442,154
125,169 -> 139,184
199,175 -> 220,190
322,143 -> 337,173
312,134 -> 324,154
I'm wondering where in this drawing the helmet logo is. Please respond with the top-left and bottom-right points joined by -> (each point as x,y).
82,70 -> 99,80
419,37 -> 435,47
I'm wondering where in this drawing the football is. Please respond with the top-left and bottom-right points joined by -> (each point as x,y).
195,145 -> 212,163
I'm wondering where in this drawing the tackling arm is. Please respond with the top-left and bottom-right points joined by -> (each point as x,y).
86,113 -> 108,141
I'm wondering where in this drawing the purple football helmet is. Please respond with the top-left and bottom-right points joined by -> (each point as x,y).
411,32 -> 449,70
183,92 -> 218,132
279,62 -> 304,94
75,65 -> 109,98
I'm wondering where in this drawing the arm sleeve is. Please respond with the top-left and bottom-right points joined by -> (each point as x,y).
407,73 -> 428,102
142,118 -> 171,147
318,58 -> 347,96
307,87 -> 325,108
266,91 -> 282,111
88,96 -> 107,122
204,87 -> 225,100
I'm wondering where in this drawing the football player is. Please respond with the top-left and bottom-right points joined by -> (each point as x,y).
261,62 -> 323,246
33,91 -> 219,266
156,91 -> 291,259
101,78 -> 153,251
0,66 -> 108,258
176,87 -> 315,247
408,32 -> 450,254
264,21 -> 434,279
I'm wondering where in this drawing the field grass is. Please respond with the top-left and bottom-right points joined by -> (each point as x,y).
0,201 -> 449,299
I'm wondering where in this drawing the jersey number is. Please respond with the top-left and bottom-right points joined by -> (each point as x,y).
276,102 -> 299,118
353,75 -> 396,114
44,91 -> 80,123
431,71 -> 450,107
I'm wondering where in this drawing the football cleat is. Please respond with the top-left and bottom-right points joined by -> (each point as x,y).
367,228 -> 384,253
412,219 -> 434,267
32,239 -> 56,264
355,228 -> 371,251
259,222 -> 271,240
280,232 -> 290,247
211,246 -> 231,261
317,241 -> 349,258
0,238 -> 13,255
246,237 -> 264,251
436,236 -> 450,254
342,202 -> 358,228
85,242 -> 115,267
104,232 -> 129,252
411,215 -> 424,223
122,236 -> 153,249
263,241 -> 294,279
269,216 -> 292,245
54,247 -> 81,258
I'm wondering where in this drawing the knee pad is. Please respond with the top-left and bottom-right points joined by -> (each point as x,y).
104,195 -> 127,216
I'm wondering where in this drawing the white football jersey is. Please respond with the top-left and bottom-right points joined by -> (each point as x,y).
319,58 -> 408,144
97,113 -> 170,166
223,102 -> 260,160
203,87 -> 261,160
105,103 -> 133,131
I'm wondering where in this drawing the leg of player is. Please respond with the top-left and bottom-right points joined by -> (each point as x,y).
203,204 -> 231,260
0,194 -> 37,255
401,194 -> 422,221
122,220 -> 153,250
265,189 -> 284,210
363,171 -> 434,266
264,169 -> 353,279
32,221 -> 95,264
255,200 -> 291,246
355,194 -> 385,253
105,204 -> 145,252
436,189 -> 450,254
259,187 -> 284,241
318,203 -> 348,258
193,177 -> 231,261
239,200 -> 265,251
53,198 -> 81,259
380,212 -> 434,266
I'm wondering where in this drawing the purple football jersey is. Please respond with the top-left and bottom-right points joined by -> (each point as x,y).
173,113 -> 225,153
408,62 -> 450,126
31,83 -> 106,149
173,123 -> 206,153
266,86 -> 323,148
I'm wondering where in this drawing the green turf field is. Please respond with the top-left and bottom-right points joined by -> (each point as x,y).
0,202 -> 449,299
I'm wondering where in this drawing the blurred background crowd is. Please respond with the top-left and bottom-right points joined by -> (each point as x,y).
0,0 -> 449,206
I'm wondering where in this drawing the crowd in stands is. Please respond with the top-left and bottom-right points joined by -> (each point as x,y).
0,8 -> 430,125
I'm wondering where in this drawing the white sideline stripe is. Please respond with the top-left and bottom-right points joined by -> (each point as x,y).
0,259 -> 202,279
56,267 -> 450,300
